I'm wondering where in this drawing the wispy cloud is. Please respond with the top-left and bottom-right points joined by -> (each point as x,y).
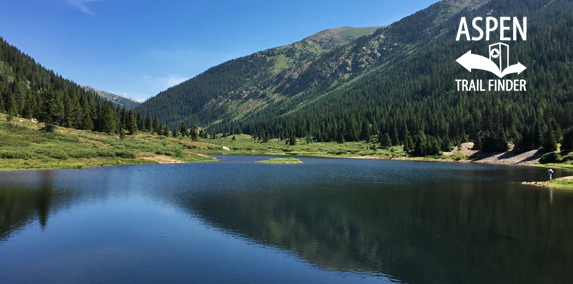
140,74 -> 189,96
164,75 -> 187,89
66,0 -> 103,15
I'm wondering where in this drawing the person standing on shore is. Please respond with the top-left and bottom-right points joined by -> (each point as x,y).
547,168 -> 554,180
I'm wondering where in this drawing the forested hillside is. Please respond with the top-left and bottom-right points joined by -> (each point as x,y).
240,0 -> 572,154
137,0 -> 571,154
134,26 -> 383,127
0,38 -> 159,135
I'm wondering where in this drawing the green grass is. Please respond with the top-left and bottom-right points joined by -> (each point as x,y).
65,163 -> 88,169
201,134 -> 410,160
546,178 -> 573,190
0,113 -> 217,171
255,158 -> 303,164
534,163 -> 573,169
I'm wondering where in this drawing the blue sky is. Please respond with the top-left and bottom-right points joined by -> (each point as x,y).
0,0 -> 440,101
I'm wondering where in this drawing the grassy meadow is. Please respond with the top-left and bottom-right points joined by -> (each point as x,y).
0,113 -> 217,171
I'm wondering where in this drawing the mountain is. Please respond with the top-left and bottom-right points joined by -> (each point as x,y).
134,26 -> 383,126
133,0 -> 490,128
82,85 -> 140,110
136,0 -> 572,151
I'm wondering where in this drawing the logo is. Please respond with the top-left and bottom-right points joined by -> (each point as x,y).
455,17 -> 527,92
456,43 -> 526,78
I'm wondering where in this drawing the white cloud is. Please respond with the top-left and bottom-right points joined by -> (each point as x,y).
138,74 -> 189,100
66,0 -> 103,15
164,75 -> 187,90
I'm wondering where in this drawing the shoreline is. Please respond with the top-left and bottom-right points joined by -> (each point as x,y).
210,151 -> 556,169
2,150 -> 568,172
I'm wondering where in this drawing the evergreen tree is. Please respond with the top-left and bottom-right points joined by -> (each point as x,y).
533,123 -> 543,149
403,135 -> 412,152
497,129 -> 509,152
561,127 -> 573,152
232,135 -> 236,141
380,133 -> 392,149
102,105 -> 118,134
127,110 -> 137,135
441,136 -> 452,152
0,81 -> 5,113
38,90 -> 64,132
145,113 -> 152,132
120,106 -> 127,129
157,123 -> 164,135
153,115 -> 160,133
428,136 -> 442,156
392,127 -> 400,146
119,128 -> 126,141
180,122 -> 187,137
289,134 -> 296,146
414,137 -> 424,156
81,105 -> 94,130
22,102 -> 33,119
543,127 -> 558,152
514,128 -> 533,152
360,120 -> 370,142
164,125 -> 170,136
0,93 -> 4,113
4,88 -> 17,115
472,133 -> 483,150
136,112 -> 144,131
191,119 -> 199,141
336,132 -> 345,144
413,131 -> 427,156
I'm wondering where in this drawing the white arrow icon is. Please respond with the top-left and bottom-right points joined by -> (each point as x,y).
456,50 -> 526,78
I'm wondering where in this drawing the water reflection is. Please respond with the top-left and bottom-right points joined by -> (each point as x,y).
1,171 -> 56,239
174,161 -> 573,284
1,158 -> 573,284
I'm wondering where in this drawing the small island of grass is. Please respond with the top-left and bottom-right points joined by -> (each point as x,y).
522,176 -> 573,190
255,158 -> 303,164
546,177 -> 573,189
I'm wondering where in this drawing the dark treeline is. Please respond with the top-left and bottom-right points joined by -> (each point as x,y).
226,0 -> 572,154
0,37 -> 164,134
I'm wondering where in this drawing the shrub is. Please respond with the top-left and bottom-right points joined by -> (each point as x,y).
65,163 -> 88,169
174,148 -> 184,158
561,154 -> 573,163
48,151 -> 70,160
55,135 -> 79,143
114,150 -> 136,159
540,152 -> 562,164
0,149 -> 33,159
68,150 -> 98,159
97,149 -> 117,158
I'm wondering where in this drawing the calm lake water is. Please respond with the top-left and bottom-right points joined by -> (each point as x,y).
1,156 -> 573,283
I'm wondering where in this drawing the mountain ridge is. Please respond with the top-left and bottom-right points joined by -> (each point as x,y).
81,85 -> 141,110
134,26 -> 385,126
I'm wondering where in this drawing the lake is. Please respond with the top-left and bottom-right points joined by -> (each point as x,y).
1,155 -> 573,283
